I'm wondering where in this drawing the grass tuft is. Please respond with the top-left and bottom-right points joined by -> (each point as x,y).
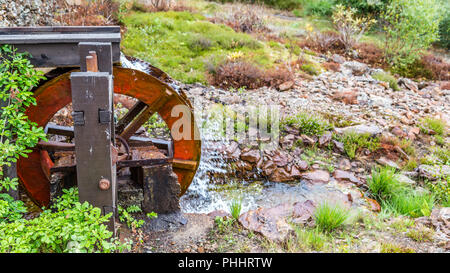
314,202 -> 349,233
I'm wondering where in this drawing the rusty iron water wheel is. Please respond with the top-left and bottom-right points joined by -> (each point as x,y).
17,67 -> 201,207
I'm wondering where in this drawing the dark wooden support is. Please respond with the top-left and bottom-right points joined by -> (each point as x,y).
71,71 -> 116,233
0,26 -> 121,67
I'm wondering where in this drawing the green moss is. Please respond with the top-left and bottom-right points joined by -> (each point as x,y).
122,11 -> 287,84
372,71 -> 399,91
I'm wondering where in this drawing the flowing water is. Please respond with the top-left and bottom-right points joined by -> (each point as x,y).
121,54 -> 350,215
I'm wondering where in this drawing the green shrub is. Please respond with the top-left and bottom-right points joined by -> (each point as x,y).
335,0 -> 390,16
372,71 -> 399,91
282,112 -> 333,136
382,0 -> 442,74
336,132 -> 380,159
314,202 -> 349,232
0,188 -> 128,253
300,0 -> 336,16
426,179 -> 450,206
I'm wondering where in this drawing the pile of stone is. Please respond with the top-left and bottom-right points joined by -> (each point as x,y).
0,0 -> 60,26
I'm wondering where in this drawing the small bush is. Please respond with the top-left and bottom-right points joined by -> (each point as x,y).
210,0 -> 301,10
282,112 -> 333,136
210,3 -> 267,33
314,202 -> 349,233
382,0 -> 442,71
372,71 -> 399,91
300,31 -> 345,54
420,54 -> 450,81
336,132 -> 380,159
332,4 -> 376,51
300,0 -> 336,16
438,11 -> 450,49
407,226 -> 434,242
355,42 -> 385,67
426,179 -> 450,206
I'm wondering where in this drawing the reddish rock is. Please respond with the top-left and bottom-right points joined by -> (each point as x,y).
238,203 -> 294,242
291,200 -> 316,225
270,168 -> 292,182
279,81 -> 294,91
272,152 -> 289,167
301,134 -> 316,146
366,198 -> 381,212
333,170 -> 361,185
301,170 -> 330,183
240,149 -> 261,163
391,126 -> 406,137
263,161 -> 277,176
207,210 -> 231,218
333,89 -> 358,104
290,166 -> 301,178
296,160 -> 309,171
338,158 -> 351,171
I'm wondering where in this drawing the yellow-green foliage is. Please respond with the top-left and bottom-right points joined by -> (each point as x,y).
420,117 -> 447,136
372,71 -> 399,91
122,11 -> 285,84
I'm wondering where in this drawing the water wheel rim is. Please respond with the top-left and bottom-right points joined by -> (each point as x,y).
17,67 -> 201,207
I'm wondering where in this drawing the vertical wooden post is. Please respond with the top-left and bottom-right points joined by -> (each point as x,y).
71,71 -> 116,233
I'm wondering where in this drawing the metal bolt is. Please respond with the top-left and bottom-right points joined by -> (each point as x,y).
99,178 -> 110,190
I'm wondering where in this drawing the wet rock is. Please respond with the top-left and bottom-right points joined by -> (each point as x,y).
239,201 -> 316,242
270,167 -> 292,182
225,141 -> 239,155
272,152 -> 289,167
301,170 -> 330,183
333,170 -> 360,185
279,81 -> 294,91
263,161 -> 277,176
335,124 -> 382,136
240,150 -> 261,163
418,165 -> 450,180
290,166 -> 301,178
238,203 -> 294,242
291,200 -> 316,225
319,131 -> 332,147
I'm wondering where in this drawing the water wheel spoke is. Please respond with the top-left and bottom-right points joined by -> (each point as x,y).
45,123 -> 74,137
115,101 -> 147,135
119,92 -> 172,140
37,140 -> 75,152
